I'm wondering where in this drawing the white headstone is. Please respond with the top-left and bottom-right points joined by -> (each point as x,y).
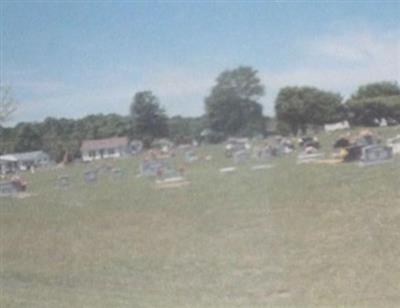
219,167 -> 237,173
388,135 -> 400,155
251,164 -> 274,170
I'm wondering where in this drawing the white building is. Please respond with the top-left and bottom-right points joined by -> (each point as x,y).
324,121 -> 350,132
81,137 -> 132,162
0,151 -> 51,174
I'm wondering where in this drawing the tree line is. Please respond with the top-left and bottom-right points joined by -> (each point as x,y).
1,67 -> 400,162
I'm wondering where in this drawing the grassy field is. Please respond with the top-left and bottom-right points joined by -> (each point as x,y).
1,127 -> 400,307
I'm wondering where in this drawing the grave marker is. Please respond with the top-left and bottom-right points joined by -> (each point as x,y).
139,160 -> 167,177
359,145 -> 393,166
251,164 -> 274,170
255,146 -> 273,160
297,152 -> 325,164
84,170 -> 98,183
219,167 -> 237,173
56,175 -> 70,189
0,181 -> 18,197
0,177 -> 26,197
388,135 -> 400,155
233,150 -> 250,164
111,168 -> 125,180
184,151 -> 198,163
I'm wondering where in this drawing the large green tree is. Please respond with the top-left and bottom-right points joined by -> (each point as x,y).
275,86 -> 343,135
347,95 -> 400,126
346,81 -> 400,126
205,66 -> 265,136
13,123 -> 43,152
130,91 -> 169,146
350,81 -> 400,100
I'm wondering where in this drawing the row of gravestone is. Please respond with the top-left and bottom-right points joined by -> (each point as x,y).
56,167 -> 125,189
57,158 -> 184,189
297,144 -> 394,166
53,139 -> 400,191
231,140 -> 396,166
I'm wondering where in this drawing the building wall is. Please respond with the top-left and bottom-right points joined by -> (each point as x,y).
82,147 -> 125,162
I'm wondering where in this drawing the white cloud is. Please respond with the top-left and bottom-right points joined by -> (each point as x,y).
260,27 -> 400,114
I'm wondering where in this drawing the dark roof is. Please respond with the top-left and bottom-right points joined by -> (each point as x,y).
81,137 -> 129,151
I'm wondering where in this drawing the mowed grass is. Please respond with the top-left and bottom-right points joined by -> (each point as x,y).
1,127 -> 400,307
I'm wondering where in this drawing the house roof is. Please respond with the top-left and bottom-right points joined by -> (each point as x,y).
0,151 -> 49,162
81,137 -> 129,151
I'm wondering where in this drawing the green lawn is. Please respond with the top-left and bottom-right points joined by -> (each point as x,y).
1,127 -> 400,307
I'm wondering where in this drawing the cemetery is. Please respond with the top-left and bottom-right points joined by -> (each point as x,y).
2,2 -> 400,306
1,126 -> 400,308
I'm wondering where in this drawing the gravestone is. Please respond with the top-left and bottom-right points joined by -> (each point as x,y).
388,135 -> 400,155
84,170 -> 98,183
359,145 -> 393,166
184,150 -> 198,163
154,165 -> 189,189
97,163 -> 113,175
297,152 -> 325,164
255,146 -> 273,160
155,176 -> 190,189
225,138 -> 251,157
56,175 -> 70,189
251,164 -> 274,171
219,167 -> 236,173
111,168 -> 125,180
0,181 -> 18,197
233,150 -> 250,164
139,160 -> 167,177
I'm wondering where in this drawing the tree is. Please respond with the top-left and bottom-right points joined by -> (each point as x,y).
275,86 -> 343,135
130,91 -> 169,146
13,123 -> 42,152
347,95 -> 400,126
346,81 -> 400,126
168,116 -> 205,144
205,66 -> 265,136
0,85 -> 18,124
351,81 -> 400,100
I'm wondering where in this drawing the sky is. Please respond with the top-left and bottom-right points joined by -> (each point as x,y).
1,1 -> 399,124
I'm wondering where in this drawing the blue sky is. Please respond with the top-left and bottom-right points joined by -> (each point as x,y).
1,1 -> 399,124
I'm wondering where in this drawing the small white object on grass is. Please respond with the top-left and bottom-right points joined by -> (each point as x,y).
297,152 -> 325,164
219,167 -> 237,173
251,164 -> 274,170
155,177 -> 190,189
